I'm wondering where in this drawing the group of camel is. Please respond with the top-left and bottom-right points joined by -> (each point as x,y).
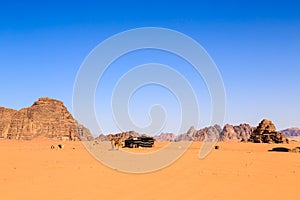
111,139 -> 124,150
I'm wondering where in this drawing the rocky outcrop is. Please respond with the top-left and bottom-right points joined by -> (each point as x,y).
281,128 -> 300,137
175,124 -> 252,142
219,124 -> 253,142
0,97 -> 93,141
175,126 -> 195,141
290,147 -> 300,153
175,125 -> 222,142
154,133 -> 175,142
94,121 -> 298,143
195,125 -> 222,142
219,124 -> 235,141
98,125 -> 222,142
95,134 -> 109,142
103,131 -> 143,141
248,119 -> 288,143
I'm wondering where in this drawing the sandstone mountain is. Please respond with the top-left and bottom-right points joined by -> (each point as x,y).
0,97 -> 93,141
95,120 -> 296,143
175,126 -> 196,141
219,124 -> 253,142
281,128 -> 300,137
95,134 -> 110,142
174,124 -> 253,142
153,133 -> 176,142
107,124 -> 251,142
98,125 -> 223,142
175,125 -> 222,142
95,131 -> 143,142
96,131 -> 176,142
249,119 -> 288,143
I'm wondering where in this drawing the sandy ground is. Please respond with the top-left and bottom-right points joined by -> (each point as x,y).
1,139 -> 300,200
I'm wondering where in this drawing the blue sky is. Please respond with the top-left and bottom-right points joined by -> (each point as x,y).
0,0 -> 300,135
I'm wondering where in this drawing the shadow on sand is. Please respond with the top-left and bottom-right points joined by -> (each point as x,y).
268,147 -> 290,152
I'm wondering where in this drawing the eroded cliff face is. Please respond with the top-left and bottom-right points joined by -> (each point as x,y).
0,107 -> 17,139
0,97 -> 93,141
219,124 -> 253,142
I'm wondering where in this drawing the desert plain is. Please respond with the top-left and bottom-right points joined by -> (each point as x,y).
1,139 -> 300,200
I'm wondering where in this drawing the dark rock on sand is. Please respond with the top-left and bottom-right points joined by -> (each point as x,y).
249,119 -> 288,143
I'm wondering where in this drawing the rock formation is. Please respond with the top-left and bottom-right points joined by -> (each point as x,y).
98,131 -> 143,142
248,119 -> 288,143
95,134 -> 110,142
281,128 -> 300,137
196,125 -> 222,142
153,133 -> 175,142
94,120 -> 298,143
175,125 -> 222,142
0,97 -> 93,141
175,126 -> 195,141
219,124 -> 253,142
290,147 -> 300,153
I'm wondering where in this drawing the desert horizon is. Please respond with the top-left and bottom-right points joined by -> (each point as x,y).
1,96 -> 300,141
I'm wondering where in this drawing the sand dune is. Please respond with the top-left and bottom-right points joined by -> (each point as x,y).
0,140 -> 300,200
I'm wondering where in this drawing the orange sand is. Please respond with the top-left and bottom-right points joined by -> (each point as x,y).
0,140 -> 300,200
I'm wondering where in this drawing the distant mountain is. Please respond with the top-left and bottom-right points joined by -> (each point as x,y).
95,134 -> 110,142
0,97 -> 93,141
96,125 -> 223,142
154,133 -> 176,142
95,131 -> 143,142
109,124 -> 251,142
175,125 -> 222,142
95,121 -> 300,143
281,128 -> 300,137
219,124 -> 253,142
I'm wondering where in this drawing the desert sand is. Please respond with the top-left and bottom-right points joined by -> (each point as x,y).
1,139 -> 300,200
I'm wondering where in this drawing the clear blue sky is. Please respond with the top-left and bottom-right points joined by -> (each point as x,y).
1,0 -> 300,135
